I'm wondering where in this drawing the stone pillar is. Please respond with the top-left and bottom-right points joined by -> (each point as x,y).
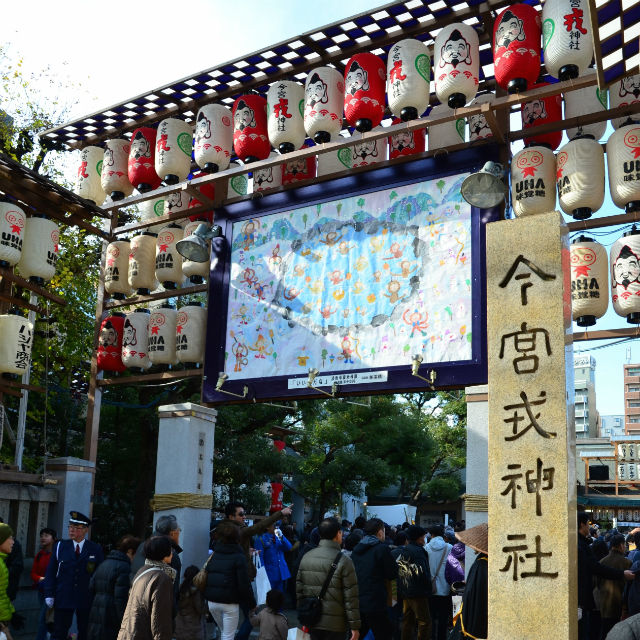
486,211 -> 576,639
154,403 -> 216,573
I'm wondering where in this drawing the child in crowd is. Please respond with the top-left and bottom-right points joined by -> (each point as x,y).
175,565 -> 207,640
250,589 -> 288,640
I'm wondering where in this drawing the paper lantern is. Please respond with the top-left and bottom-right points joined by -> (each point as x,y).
570,236 -> 608,326
521,84 -> 563,150
155,118 -> 192,185
128,127 -> 161,192
97,313 -> 126,373
128,232 -> 158,295
270,482 -> 284,513
611,74 -> 640,130
176,303 -> 207,365
317,139 -> 353,176
0,311 -> 33,375
388,120 -> 426,159
233,94 -> 270,163
0,199 -> 25,267
17,216 -> 58,285
611,227 -> 640,324
434,23 -> 479,108
75,146 -> 105,205
155,224 -> 184,289
511,145 -> 557,217
267,81 -> 306,154
186,173 -> 214,223
282,148 -> 316,185
104,240 -> 133,299
122,308 -> 151,371
101,138 -> 133,201
163,189 -> 189,220
139,197 -> 166,233
181,220 -> 210,284
607,124 -> 640,214
564,69 -> 608,141
542,0 -> 593,81
304,66 -> 344,143
253,153 -> 283,192
149,304 -> 178,365
556,137 -> 605,219
493,4 -> 542,93
387,39 -> 430,121
343,53 -> 386,132
468,93 -> 495,141
351,130 -> 386,168
194,104 -> 233,173
428,104 -> 466,150
227,163 -> 249,198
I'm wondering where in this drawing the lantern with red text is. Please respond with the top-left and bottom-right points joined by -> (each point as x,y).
176,303 -> 207,365
270,482 -> 284,514
128,232 -> 158,295
556,137 -> 605,220
564,69 -> 608,141
155,118 -> 192,185
149,304 -> 178,365
253,153 -> 283,193
570,236 -> 608,327
428,104 -> 466,150
387,39 -> 430,122
267,81 -> 306,154
282,149 -> 316,185
75,146 -> 105,205
434,23 -> 479,108
343,53 -> 386,132
493,4 -> 542,94
351,130 -> 387,168
104,240 -> 133,299
468,94 -> 495,141
97,313 -> 126,373
607,124 -> 640,214
155,224 -> 184,289
0,199 -> 25,267
17,216 -> 58,285
511,146 -> 557,217
521,84 -> 563,150
388,120 -> 425,159
181,220 -> 210,284
0,311 -> 33,375
122,308 -> 151,371
128,127 -> 161,192
194,104 -> 233,173
304,67 -> 344,143
611,74 -> 640,130
101,138 -> 133,201
233,94 -> 270,164
542,0 -> 593,81
611,227 -> 640,324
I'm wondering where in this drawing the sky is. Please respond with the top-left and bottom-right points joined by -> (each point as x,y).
1,1 -> 633,417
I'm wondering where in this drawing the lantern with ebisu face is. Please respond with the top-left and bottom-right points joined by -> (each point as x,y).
611,226 -> 640,324
282,147 -> 316,185
155,117 -> 193,185
493,3 -> 542,94
17,215 -> 59,285
0,199 -> 25,268
570,236 -> 608,327
388,119 -> 426,159
467,93 -> 495,141
193,104 -> 233,173
253,152 -> 283,193
75,146 -> 105,205
351,129 -> 387,168
101,138 -> 134,201
434,23 -> 479,109
267,80 -> 306,155
607,124 -> 640,214
386,39 -> 430,122
128,127 -> 162,192
0,310 -> 33,375
122,308 -> 151,371
610,74 -> 640,130
343,53 -> 386,133
521,84 -> 563,151
304,66 -> 344,143
233,93 -> 270,164
97,313 -> 126,373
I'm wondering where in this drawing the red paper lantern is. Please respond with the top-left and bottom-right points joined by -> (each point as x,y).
270,482 -> 284,513
282,147 -> 316,185
97,313 -> 126,372
493,4 -> 542,94
233,94 -> 270,164
187,171 -> 215,223
521,83 -> 563,150
128,127 -> 161,192
343,53 -> 386,132
388,119 -> 426,159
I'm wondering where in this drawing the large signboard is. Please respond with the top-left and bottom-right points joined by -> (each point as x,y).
203,147 -> 499,404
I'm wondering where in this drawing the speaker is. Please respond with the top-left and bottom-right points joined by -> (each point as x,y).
589,465 -> 609,481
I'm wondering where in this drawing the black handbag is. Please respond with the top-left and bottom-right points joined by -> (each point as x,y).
297,551 -> 343,628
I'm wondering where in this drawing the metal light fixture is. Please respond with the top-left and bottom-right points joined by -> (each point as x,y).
175,224 -> 222,263
460,161 -> 506,209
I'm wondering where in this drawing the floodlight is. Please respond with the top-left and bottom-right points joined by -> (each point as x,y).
176,224 -> 222,263
460,161 -> 506,209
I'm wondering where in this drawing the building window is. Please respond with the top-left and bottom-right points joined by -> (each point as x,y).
628,367 -> 640,376
629,401 -> 640,408
628,386 -> 640,393
629,417 -> 640,423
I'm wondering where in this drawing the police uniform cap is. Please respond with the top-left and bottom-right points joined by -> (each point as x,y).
69,511 -> 91,526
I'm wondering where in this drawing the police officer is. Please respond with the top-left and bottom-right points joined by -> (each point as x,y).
43,511 -> 104,640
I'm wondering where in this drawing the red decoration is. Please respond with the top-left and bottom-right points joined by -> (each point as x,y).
97,313 -> 126,372
282,146 -> 317,185
270,482 -> 284,513
273,440 -> 286,452
343,53 -> 387,132
232,94 -> 271,163
127,127 -> 161,192
187,171 -> 215,223
388,119 -> 426,159
493,4 -> 542,94
521,83 -> 563,150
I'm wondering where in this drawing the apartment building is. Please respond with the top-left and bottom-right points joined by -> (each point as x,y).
575,354 -> 598,439
625,364 -> 640,436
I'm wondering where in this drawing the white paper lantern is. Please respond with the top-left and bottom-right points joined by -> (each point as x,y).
468,93 -> 495,141
104,240 -> 133,299
542,0 -> 594,80
122,308 -> 151,370
611,227 -> 640,323
101,138 -> 133,200
267,81 -> 306,154
182,220 -> 210,284
155,224 -> 184,289
176,303 -> 207,364
0,200 -> 26,267
0,312 -> 34,375
163,190 -> 189,221
227,163 -> 249,198
556,137 -> 605,219
149,304 -> 178,365
434,23 -> 479,108
350,130 -> 387,168
611,74 -> 640,130
570,236 -> 608,326
139,197 -> 166,233
304,66 -> 344,144
387,39 -> 431,121
427,104 -> 466,151
194,104 -> 233,173
253,153 -> 283,192
564,69 -> 607,140
607,124 -> 640,214
128,232 -> 158,294
511,146 -> 557,217
75,146 -> 105,205
17,216 -> 59,284
155,118 -> 193,184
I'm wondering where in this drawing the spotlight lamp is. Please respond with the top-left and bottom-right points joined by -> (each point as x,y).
175,224 -> 223,263
460,161 -> 507,209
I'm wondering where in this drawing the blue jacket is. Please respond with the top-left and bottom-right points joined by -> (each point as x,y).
258,533 -> 292,584
43,539 -> 104,610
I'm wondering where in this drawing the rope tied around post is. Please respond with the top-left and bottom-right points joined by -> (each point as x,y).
150,492 -> 213,512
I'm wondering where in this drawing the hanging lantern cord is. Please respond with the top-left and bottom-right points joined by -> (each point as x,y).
42,300 -> 50,477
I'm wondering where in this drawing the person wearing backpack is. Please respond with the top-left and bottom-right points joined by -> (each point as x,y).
425,525 -> 452,640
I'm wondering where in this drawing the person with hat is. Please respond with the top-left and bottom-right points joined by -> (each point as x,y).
0,523 -> 16,629
43,511 -> 104,640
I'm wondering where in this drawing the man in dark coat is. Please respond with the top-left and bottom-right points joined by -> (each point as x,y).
351,517 -> 397,639
43,511 -> 105,640
599,533 -> 632,639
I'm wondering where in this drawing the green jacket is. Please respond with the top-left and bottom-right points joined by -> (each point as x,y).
296,539 -> 360,633
0,553 -> 15,622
